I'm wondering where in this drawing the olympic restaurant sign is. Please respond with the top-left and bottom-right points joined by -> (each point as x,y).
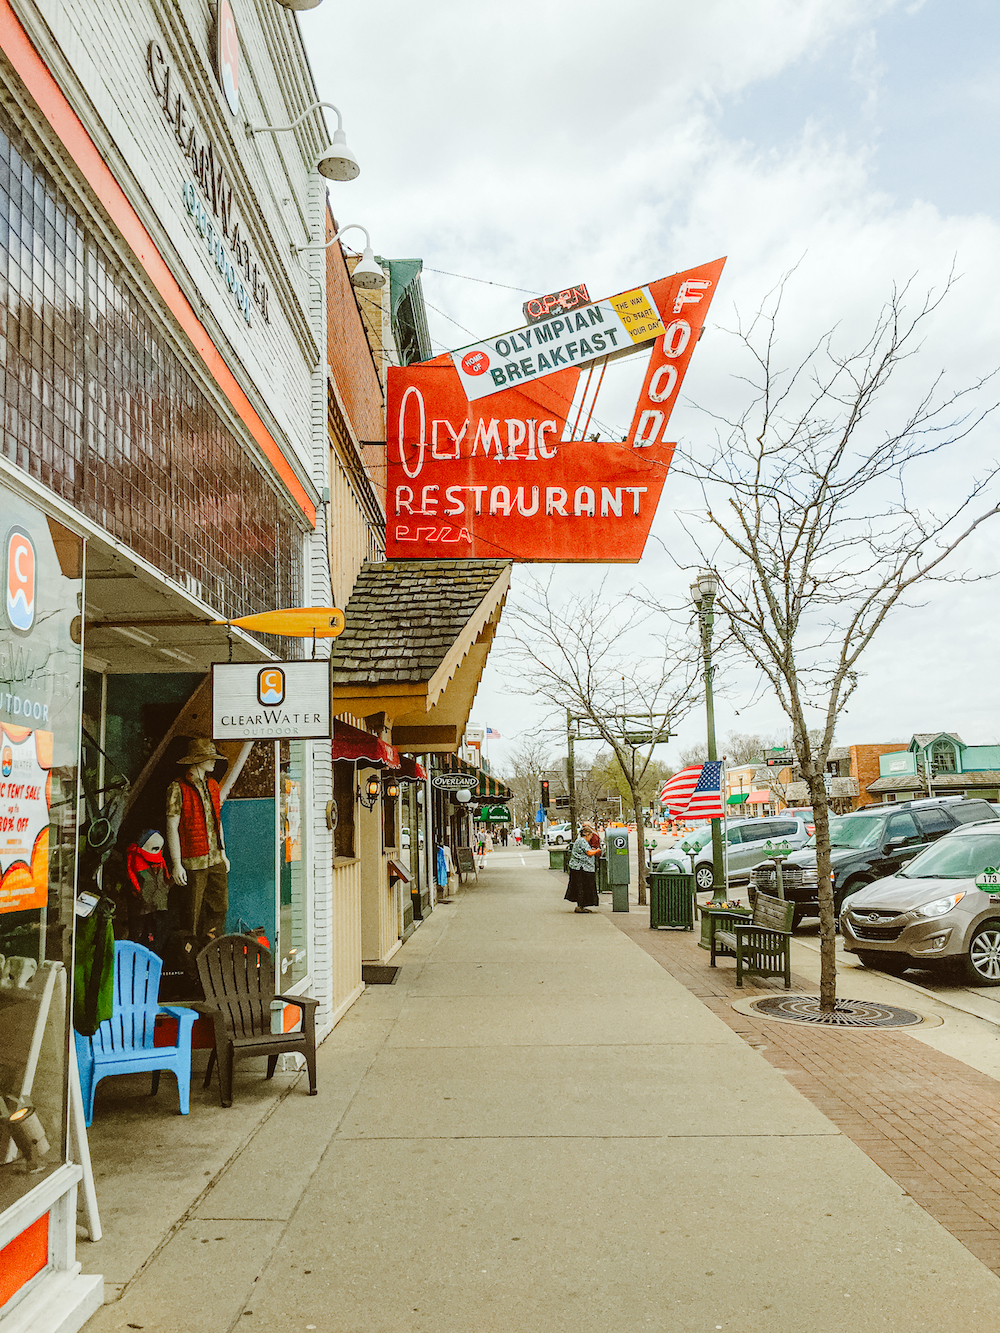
387,258 -> 725,562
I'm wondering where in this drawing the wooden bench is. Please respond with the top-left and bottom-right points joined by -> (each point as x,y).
709,892 -> 794,988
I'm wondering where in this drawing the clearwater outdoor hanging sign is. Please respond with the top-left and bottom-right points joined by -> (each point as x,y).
386,257 -> 725,563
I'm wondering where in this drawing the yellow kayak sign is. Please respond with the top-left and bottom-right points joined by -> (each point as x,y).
216,607 -> 345,638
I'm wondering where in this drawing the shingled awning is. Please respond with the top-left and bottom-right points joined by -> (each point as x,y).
329,560 -> 512,753
868,771 -> 1000,794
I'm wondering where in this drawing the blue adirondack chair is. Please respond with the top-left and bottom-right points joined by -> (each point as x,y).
74,941 -> 197,1126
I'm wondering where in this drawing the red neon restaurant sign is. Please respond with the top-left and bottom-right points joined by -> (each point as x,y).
386,257 -> 725,563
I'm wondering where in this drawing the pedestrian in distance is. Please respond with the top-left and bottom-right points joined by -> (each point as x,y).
564,821 -> 601,913
477,829 -> 493,870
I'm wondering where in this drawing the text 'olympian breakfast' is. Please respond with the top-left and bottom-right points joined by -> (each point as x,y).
452,284 -> 671,402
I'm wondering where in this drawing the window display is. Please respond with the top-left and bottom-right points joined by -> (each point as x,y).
280,742 -> 307,986
165,738 -> 230,941
0,485 -> 82,1209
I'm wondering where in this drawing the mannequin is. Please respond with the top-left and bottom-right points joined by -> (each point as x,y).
165,737 -> 230,941
124,828 -> 171,952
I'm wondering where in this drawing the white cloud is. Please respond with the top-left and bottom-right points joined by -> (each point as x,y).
298,0 -> 1000,769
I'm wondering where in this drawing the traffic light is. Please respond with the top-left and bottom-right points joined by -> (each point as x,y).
540,779 -> 550,809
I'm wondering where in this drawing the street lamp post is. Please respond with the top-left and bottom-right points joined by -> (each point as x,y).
691,570 -> 726,903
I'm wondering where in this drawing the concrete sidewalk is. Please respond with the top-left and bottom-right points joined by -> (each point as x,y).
83,849 -> 1000,1332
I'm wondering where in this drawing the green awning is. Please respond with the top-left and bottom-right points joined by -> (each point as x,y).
727,793 -> 749,805
479,804 -> 511,822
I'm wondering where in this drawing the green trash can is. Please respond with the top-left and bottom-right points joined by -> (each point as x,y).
648,872 -> 696,930
596,854 -> 609,894
530,836 -> 541,851
548,847 -> 569,870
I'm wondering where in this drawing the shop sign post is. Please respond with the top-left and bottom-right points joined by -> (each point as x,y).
212,662 -> 331,740
386,257 -> 725,563
432,775 -> 478,791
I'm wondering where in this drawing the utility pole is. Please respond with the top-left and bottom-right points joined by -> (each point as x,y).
566,709 -> 577,837
691,570 -> 726,902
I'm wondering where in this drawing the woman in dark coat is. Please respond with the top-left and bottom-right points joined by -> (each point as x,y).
564,822 -> 601,912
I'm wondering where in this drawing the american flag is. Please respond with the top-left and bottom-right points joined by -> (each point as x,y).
486,726 -> 501,738
659,761 -> 725,819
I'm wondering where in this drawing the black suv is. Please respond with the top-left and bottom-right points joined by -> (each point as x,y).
748,797 -> 999,926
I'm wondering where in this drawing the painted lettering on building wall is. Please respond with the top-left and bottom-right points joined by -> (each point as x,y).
147,40 -> 269,324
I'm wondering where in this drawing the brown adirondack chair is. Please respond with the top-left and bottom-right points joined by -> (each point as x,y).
194,935 -> 318,1107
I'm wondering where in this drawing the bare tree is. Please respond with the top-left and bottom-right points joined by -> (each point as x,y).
498,738 -> 553,832
676,272 -> 1000,1010
723,732 -> 771,766
554,754 -> 617,822
589,750 -> 673,819
502,577 -> 701,903
676,742 -> 708,769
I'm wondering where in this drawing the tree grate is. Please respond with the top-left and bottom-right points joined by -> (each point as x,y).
749,995 -> 923,1028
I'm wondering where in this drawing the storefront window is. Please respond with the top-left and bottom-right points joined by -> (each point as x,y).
0,484 -> 82,1209
0,104 -> 302,647
279,741 -> 307,987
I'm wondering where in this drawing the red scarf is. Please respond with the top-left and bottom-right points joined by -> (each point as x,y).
126,843 -> 169,896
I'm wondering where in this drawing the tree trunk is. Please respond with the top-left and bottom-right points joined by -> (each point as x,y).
807,774 -> 837,1012
631,787 -> 648,906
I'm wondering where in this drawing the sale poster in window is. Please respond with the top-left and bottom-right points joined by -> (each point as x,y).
0,723 -> 52,913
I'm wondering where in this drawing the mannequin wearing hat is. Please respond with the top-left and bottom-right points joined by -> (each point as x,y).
165,737 -> 230,941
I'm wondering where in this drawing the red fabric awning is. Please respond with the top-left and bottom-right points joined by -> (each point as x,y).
747,790 -> 771,803
398,755 -> 428,781
332,721 -> 400,769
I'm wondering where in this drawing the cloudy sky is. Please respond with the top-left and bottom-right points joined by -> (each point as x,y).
301,0 -> 1000,776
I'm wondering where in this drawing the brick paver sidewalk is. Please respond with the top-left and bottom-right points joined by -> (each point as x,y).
611,910 -> 1000,1276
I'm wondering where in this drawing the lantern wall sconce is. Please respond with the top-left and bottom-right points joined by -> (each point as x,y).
358,774 -> 381,810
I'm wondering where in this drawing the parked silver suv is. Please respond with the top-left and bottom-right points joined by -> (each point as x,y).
841,822 -> 1000,983
652,815 -> 812,893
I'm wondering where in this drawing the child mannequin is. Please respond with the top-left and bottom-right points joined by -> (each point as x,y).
125,828 -> 172,953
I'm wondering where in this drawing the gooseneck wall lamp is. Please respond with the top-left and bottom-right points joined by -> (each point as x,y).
249,100 -> 359,181
296,223 -> 386,290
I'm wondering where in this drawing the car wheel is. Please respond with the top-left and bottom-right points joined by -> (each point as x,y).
964,923 -> 1000,986
555,836 -> 564,845
856,951 -> 910,975
694,865 -> 715,892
